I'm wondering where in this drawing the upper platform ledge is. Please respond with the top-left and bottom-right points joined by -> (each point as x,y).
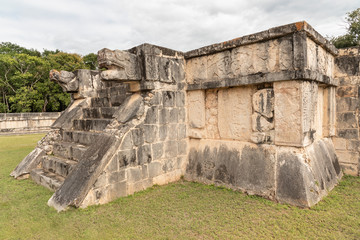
185,21 -> 338,59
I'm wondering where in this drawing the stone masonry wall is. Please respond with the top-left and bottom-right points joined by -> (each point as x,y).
334,47 -> 360,176
184,22 -> 342,207
13,21 -> 345,210
80,46 -> 188,207
0,112 -> 61,135
185,80 -> 341,207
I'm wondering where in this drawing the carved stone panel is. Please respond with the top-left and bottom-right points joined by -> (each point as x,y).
274,80 -> 319,147
218,87 -> 253,141
187,90 -> 206,129
274,81 -> 303,146
98,48 -> 142,81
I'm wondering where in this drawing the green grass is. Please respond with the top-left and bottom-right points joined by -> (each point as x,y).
1,134 -> 360,239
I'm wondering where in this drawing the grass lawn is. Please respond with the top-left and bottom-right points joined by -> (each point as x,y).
0,134 -> 360,239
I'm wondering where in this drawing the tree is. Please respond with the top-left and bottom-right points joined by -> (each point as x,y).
45,52 -> 86,72
331,8 -> 360,48
0,42 -> 97,113
0,42 -> 41,57
40,52 -> 86,112
83,53 -> 98,70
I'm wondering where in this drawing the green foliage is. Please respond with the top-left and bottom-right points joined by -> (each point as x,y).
331,8 -> 360,48
0,42 -> 41,57
83,53 -> 98,70
0,42 -> 98,113
45,52 -> 86,72
348,8 -> 360,40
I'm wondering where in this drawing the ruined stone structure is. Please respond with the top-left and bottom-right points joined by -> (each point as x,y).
0,112 -> 61,135
12,21 -> 360,211
333,47 -> 360,176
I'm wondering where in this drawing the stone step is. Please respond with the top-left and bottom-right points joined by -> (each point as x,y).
62,130 -> 101,146
91,97 -> 111,107
30,168 -> 65,191
110,94 -> 127,106
109,86 -> 131,106
82,107 -> 117,119
52,141 -> 88,161
73,119 -> 112,132
96,88 -> 109,98
42,155 -> 77,178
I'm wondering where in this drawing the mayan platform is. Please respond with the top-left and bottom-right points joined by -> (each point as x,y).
12,21 -> 360,211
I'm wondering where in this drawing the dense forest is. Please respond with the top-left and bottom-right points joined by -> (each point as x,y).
0,42 -> 97,113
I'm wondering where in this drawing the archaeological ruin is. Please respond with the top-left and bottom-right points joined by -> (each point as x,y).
10,21 -> 360,211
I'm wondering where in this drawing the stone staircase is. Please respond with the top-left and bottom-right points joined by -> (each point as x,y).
11,36 -> 346,210
11,45 -> 189,211
29,93 -> 122,192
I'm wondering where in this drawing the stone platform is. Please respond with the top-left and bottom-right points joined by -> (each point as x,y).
11,21 -> 352,211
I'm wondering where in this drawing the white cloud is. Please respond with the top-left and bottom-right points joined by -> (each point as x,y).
0,0 -> 358,54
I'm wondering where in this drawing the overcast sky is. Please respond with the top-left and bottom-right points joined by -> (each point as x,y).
0,0 -> 358,55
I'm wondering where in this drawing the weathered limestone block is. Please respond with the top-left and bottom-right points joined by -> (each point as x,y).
10,147 -> 46,179
114,93 -> 144,123
276,138 -> 341,207
143,55 -> 159,81
50,69 -> 102,99
207,50 -> 233,80
185,139 -> 276,198
253,89 -> 274,119
250,132 -> 266,144
274,80 -> 318,147
302,81 -> 318,146
126,43 -> 185,83
50,70 -> 78,92
159,58 -> 185,83
147,161 -> 162,179
98,48 -> 142,81
332,137 -> 347,150
336,150 -> 360,174
230,37 -> 293,77
251,87 -> 275,143
335,48 -> 360,77
75,69 -> 103,98
274,81 -> 302,146
323,87 -> 336,137
127,179 -> 153,195
306,38 -> 335,77
186,57 -> 207,83
152,169 -> 182,186
142,55 -> 185,83
188,129 -> 203,139
231,44 -> 258,76
187,90 -> 205,129
278,37 -> 294,71
307,38 -> 317,72
314,87 -> 324,140
252,114 -> 274,132
218,87 -> 253,141
276,151 -> 314,207
118,149 -> 137,167
186,35 -> 294,87
205,89 -> 220,139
